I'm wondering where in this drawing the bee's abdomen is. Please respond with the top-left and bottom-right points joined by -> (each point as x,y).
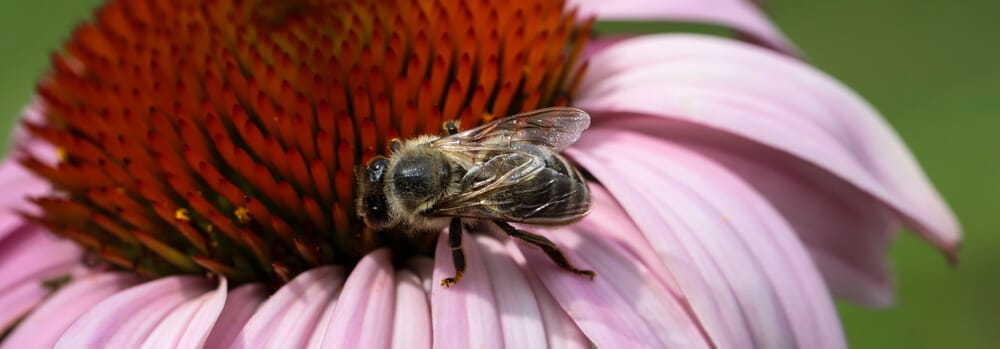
500,152 -> 590,224
546,152 -> 588,187
438,146 -> 591,225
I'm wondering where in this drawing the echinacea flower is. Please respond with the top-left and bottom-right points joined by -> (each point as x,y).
0,0 -> 961,348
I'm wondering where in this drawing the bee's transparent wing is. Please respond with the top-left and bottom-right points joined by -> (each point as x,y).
431,152 -> 589,224
430,107 -> 590,152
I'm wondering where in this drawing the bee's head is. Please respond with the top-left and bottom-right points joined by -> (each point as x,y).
357,157 -> 393,228
389,151 -> 451,211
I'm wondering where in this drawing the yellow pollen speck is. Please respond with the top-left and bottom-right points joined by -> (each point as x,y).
114,187 -> 126,194
175,208 -> 191,221
235,207 -> 251,224
55,147 -> 67,161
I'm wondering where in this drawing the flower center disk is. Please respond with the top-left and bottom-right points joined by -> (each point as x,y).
23,0 -> 591,284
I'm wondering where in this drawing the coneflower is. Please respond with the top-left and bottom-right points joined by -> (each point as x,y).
0,0 -> 960,348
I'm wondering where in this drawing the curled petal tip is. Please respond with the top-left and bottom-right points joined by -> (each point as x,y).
945,241 -> 962,267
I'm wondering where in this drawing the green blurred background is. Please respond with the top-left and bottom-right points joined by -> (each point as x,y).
0,0 -> 996,347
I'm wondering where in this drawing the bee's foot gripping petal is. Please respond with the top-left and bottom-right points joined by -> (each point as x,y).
441,276 -> 458,288
575,269 -> 597,280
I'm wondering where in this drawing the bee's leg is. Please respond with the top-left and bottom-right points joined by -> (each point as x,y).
442,120 -> 460,136
493,220 -> 596,280
441,217 -> 466,287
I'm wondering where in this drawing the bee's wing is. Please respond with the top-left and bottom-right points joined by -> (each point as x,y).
430,107 -> 590,152
431,152 -> 589,224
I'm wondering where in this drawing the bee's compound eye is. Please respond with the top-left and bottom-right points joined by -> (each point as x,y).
366,195 -> 385,213
365,157 -> 389,184
362,193 -> 392,228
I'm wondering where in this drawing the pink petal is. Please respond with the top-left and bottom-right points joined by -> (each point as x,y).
575,34 -> 960,302
0,212 -> 28,242
0,226 -> 82,294
2,100 -> 58,211
475,235 -> 548,349
13,99 -> 50,146
406,257 -> 436,294
0,281 -> 56,332
431,230 -> 503,349
232,266 -> 345,349
0,226 -> 83,330
0,160 -> 49,212
313,249 -> 396,348
431,233 -> 592,349
692,145 -> 896,305
140,278 -> 229,348
575,183 -> 685,297
569,0 -> 795,53
55,276 -> 213,348
304,280 -> 346,348
0,101 -> 58,217
569,128 -> 847,348
1,273 -> 140,349
390,270 -> 431,349
503,240 -> 589,349
202,283 -> 268,348
520,223 -> 711,348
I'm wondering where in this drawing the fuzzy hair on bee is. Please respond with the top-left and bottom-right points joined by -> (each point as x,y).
356,107 -> 596,287
376,135 -> 465,232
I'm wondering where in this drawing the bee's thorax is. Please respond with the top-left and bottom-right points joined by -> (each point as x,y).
390,153 -> 450,205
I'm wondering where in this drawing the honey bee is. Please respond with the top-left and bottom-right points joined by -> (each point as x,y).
356,107 -> 596,287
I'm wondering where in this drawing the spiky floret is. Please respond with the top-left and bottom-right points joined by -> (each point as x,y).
21,0 -> 592,285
